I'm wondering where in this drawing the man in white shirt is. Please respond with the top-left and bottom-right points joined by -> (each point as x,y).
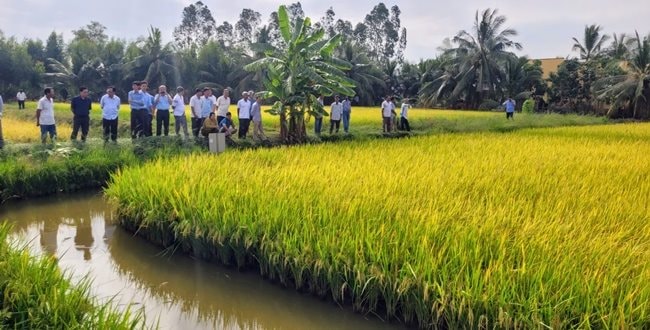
400,99 -> 411,132
329,95 -> 343,134
215,89 -> 231,124
16,90 -> 27,109
237,92 -> 252,139
36,87 -> 57,144
172,86 -> 189,138
189,88 -> 203,137
381,96 -> 393,133
100,86 -> 120,143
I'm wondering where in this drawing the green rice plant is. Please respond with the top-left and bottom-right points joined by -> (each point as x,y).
107,123 -> 650,329
0,223 -> 144,329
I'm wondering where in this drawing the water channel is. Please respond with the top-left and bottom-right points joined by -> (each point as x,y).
0,192 -> 406,330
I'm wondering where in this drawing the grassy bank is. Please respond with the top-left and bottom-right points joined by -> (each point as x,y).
0,223 -> 143,329
0,138 -> 200,203
107,124 -> 650,328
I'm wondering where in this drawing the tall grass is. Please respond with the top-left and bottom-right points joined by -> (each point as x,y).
107,123 -> 650,328
0,223 -> 143,329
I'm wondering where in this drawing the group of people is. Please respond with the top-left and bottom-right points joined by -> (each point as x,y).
381,96 -> 412,133
314,95 -> 353,135
29,82 -> 271,144
25,85 -> 422,145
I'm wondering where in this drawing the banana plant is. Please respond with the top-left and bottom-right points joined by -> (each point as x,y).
245,5 -> 356,143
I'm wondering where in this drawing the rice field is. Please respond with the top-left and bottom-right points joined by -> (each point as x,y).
106,123 -> 650,328
0,223 -> 143,329
1,117 -> 73,143
1,101 -> 607,143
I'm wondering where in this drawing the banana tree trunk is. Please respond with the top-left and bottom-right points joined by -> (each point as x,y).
279,112 -> 289,142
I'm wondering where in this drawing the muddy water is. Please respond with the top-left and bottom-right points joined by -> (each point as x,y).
0,193 -> 405,330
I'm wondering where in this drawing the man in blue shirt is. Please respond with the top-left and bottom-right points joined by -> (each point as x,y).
503,97 -> 516,120
128,81 -> 146,139
100,86 -> 120,143
70,87 -> 92,142
141,81 -> 155,136
342,96 -> 352,133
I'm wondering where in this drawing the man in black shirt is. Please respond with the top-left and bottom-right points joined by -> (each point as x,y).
71,87 -> 92,142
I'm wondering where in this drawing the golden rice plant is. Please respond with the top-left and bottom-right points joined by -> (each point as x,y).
1,117 -> 72,143
107,123 -> 650,328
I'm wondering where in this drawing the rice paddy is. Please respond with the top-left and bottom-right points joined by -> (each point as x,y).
1,101 -> 607,143
107,123 -> 650,328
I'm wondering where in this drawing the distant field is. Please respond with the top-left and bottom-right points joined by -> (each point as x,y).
1,101 -> 607,143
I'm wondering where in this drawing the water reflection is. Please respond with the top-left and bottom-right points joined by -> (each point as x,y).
0,193 -> 405,330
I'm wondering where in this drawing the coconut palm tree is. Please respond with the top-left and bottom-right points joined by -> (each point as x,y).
123,26 -> 180,88
444,8 -> 522,108
244,5 -> 355,143
594,32 -> 650,119
502,55 -> 544,99
572,25 -> 610,61
607,33 -> 636,60
337,42 -> 386,105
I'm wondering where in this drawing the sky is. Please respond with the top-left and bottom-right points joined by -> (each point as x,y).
1,0 -> 649,61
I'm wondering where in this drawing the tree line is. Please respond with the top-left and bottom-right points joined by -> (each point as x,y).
0,2 -> 647,118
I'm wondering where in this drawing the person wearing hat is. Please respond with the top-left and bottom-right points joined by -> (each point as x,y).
172,86 -> 189,137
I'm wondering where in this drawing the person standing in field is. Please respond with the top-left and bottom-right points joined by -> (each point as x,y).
141,81 -> 154,136
16,90 -> 26,109
189,88 -> 203,138
216,88 -> 231,124
36,87 -> 57,144
100,86 -> 120,143
503,97 -> 516,120
251,95 -> 267,141
153,85 -> 173,136
128,81 -> 147,139
381,96 -> 392,133
314,95 -> 324,136
400,99 -> 411,131
329,95 -> 343,135
199,87 -> 216,135
172,86 -> 189,138
70,87 -> 92,142
237,91 -> 252,139
342,96 -> 351,133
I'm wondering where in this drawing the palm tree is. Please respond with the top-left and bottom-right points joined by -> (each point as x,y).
123,27 -> 180,88
244,5 -> 355,143
43,58 -> 107,98
502,56 -> 543,99
338,42 -> 386,105
572,25 -> 610,61
607,33 -> 637,61
444,9 -> 522,108
594,32 -> 650,119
